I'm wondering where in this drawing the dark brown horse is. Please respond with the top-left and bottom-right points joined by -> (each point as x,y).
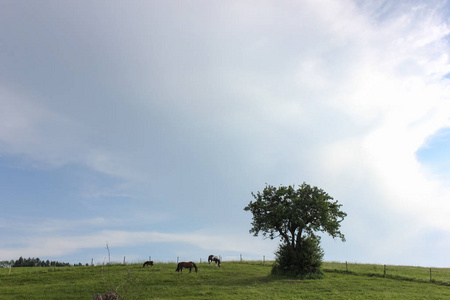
175,261 -> 198,273
143,261 -> 153,267
208,255 -> 221,267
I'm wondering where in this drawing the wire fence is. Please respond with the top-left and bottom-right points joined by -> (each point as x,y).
4,255 -> 450,287
11,254 -> 447,286
96,254 -> 271,266
110,256 -> 450,285
323,261 -> 450,285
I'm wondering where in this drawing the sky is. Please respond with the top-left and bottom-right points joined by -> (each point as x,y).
1,0 -> 450,267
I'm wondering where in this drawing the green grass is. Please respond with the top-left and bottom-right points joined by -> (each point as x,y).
1,261 -> 450,299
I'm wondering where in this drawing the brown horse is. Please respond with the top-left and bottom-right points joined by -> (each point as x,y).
143,261 -> 153,267
175,261 -> 198,273
208,255 -> 221,267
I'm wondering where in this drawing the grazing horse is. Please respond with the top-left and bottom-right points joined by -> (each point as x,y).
175,261 -> 198,273
143,261 -> 153,267
208,255 -> 221,267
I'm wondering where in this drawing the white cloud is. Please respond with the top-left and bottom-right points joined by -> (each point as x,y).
0,87 -> 97,168
0,88 -> 54,154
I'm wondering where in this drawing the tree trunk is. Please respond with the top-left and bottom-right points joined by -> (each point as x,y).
295,230 -> 303,250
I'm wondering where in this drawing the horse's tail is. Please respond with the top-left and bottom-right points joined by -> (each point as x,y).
193,262 -> 198,273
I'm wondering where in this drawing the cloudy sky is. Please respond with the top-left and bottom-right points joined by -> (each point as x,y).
1,0 -> 450,267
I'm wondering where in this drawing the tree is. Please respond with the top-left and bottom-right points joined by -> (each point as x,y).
244,182 -> 346,277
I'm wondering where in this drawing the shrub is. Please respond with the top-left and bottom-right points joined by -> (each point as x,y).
272,236 -> 324,278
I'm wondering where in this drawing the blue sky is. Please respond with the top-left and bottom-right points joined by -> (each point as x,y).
1,0 -> 450,267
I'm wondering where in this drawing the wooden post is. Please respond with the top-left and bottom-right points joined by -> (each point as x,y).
346,261 -> 348,272
240,254 -> 242,263
384,265 -> 386,277
263,255 -> 265,264
430,268 -> 432,281
177,256 -> 179,263
123,256 -> 126,265
8,264 -> 11,276
91,258 -> 94,266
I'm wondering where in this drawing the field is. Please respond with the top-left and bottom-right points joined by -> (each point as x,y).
1,261 -> 450,299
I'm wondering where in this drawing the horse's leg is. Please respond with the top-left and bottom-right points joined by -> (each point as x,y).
189,267 -> 192,273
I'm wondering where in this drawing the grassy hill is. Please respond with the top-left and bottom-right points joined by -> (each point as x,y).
1,261 -> 450,299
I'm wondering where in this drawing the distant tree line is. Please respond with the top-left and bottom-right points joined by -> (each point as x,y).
0,257 -> 88,267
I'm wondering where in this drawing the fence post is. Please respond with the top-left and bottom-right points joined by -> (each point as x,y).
346,261 -> 348,272
384,265 -> 386,277
91,258 -> 94,266
263,255 -> 265,264
430,268 -> 432,281
177,256 -> 179,263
